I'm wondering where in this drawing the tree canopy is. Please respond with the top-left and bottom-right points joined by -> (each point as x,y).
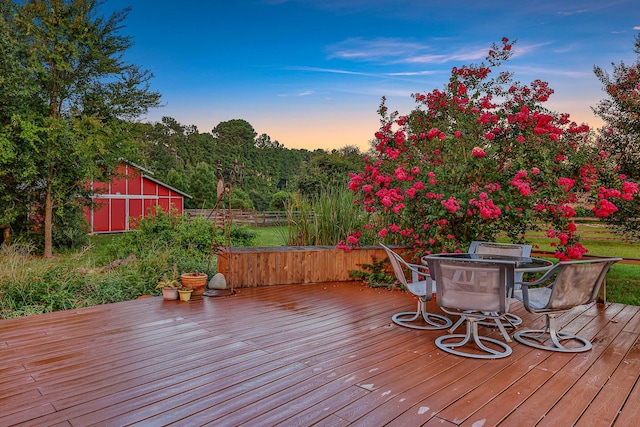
0,0 -> 160,257
137,117 -> 364,211
593,33 -> 640,240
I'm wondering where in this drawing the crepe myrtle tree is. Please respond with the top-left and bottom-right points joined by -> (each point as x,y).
593,33 -> 640,241
341,38 -> 638,260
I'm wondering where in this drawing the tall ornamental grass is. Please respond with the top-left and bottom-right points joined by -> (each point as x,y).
286,187 -> 377,246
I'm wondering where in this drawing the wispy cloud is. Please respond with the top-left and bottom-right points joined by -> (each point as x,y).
284,66 -> 376,76
400,49 -> 488,65
510,65 -> 591,79
287,39 -> 554,80
556,9 -> 591,16
553,0 -> 627,16
634,26 -> 640,30
325,37 -> 544,66
277,90 -> 315,97
326,37 -> 430,63
387,71 -> 437,76
283,65 -> 436,78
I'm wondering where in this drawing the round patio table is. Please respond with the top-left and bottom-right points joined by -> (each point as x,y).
421,253 -> 553,273
421,253 -> 553,330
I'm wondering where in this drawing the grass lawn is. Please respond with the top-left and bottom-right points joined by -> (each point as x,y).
252,226 -> 289,247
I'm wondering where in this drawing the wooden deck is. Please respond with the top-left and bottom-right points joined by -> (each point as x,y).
1,281 -> 639,426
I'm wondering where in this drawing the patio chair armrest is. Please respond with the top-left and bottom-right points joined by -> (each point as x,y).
406,262 -> 431,283
515,262 -> 560,290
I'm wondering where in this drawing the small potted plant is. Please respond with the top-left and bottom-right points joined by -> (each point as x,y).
177,287 -> 194,301
156,265 -> 180,300
180,271 -> 208,296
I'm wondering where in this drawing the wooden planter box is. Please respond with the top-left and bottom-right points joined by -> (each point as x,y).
216,245 -> 402,288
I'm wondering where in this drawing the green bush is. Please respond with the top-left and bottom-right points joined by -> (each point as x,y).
228,225 -> 257,247
108,208 -> 255,278
0,244 -> 96,318
269,191 -> 291,210
349,255 -> 397,289
229,188 -> 254,210
248,188 -> 272,211
109,209 -> 215,277
52,205 -> 90,250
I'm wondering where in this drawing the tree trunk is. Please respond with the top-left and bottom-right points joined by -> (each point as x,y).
43,182 -> 53,258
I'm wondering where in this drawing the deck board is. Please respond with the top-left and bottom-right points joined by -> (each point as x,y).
0,281 -> 638,426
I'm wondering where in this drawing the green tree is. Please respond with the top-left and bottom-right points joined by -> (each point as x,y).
213,119 -> 257,146
294,147 -> 365,199
186,162 -> 217,209
593,34 -> 640,179
2,0 -> 160,257
255,133 -> 283,150
0,1 -> 34,226
593,33 -> 640,239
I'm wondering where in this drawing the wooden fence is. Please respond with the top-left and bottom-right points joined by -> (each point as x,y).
185,209 -> 289,227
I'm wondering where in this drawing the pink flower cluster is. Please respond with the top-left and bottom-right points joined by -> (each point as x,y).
441,196 -> 461,213
471,147 -> 487,158
469,192 -> 501,219
593,199 -> 619,217
557,177 -> 576,193
592,181 -> 638,217
510,170 -> 532,197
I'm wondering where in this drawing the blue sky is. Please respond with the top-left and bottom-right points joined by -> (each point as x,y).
106,0 -> 639,151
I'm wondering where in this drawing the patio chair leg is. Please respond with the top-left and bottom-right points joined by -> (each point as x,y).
436,317 -> 512,359
450,310 -> 518,340
494,315 -> 513,343
448,316 -> 466,333
513,314 -> 593,352
392,298 -> 452,330
477,312 -> 522,329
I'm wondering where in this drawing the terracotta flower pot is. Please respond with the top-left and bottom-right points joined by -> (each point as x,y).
178,288 -> 193,301
181,273 -> 207,296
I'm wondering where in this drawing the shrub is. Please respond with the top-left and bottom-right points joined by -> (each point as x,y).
269,191 -> 291,210
349,255 -> 397,289
109,209 -> 214,276
52,205 -> 90,250
343,38 -> 639,260
229,188 -> 254,210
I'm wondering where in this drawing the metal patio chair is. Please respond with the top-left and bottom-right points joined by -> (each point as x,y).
468,241 -> 532,281
380,244 -> 452,330
425,256 -> 516,359
513,257 -> 622,352
465,241 -> 533,329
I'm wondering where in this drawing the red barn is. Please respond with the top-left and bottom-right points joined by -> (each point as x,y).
84,162 -> 192,233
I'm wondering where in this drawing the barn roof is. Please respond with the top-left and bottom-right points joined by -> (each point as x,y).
123,160 -> 192,199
